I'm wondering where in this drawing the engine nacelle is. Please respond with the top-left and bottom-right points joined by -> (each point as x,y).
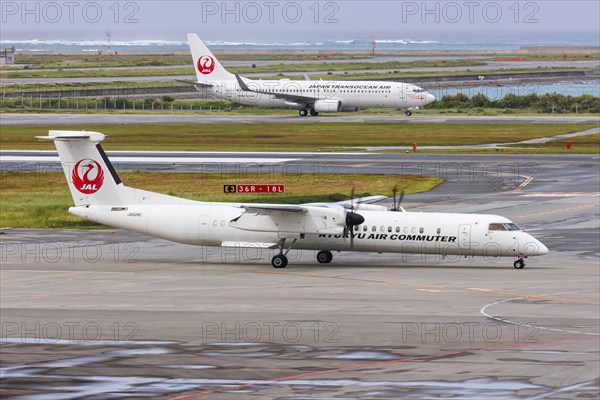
313,99 -> 341,113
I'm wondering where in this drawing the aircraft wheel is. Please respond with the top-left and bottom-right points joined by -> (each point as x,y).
405,111 -> 412,117
310,109 -> 319,116
513,259 -> 525,269
272,254 -> 288,268
299,109 -> 308,117
316,250 -> 333,264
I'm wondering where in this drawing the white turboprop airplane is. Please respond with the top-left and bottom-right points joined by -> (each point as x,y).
187,34 -> 436,117
40,130 -> 548,269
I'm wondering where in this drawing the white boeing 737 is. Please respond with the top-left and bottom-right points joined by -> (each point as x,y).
187,34 -> 436,116
41,130 -> 548,269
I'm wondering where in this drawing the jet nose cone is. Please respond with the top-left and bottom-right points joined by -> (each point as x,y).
424,93 -> 435,104
537,241 -> 549,256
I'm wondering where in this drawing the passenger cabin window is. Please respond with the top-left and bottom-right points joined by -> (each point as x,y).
419,227 -> 424,234
363,225 -> 368,232
387,226 -> 392,233
396,227 -> 400,233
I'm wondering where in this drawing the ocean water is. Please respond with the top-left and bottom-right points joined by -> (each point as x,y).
430,81 -> 600,100
1,38 -> 599,52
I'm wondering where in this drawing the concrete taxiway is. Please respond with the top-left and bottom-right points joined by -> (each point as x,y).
2,112 -> 599,126
1,153 -> 599,399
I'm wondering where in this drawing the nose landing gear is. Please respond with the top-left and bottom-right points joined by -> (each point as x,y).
513,259 -> 525,269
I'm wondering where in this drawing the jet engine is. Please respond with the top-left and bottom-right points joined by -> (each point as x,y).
313,99 -> 341,112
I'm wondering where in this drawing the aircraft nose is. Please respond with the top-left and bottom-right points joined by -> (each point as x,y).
424,93 -> 435,104
536,240 -> 549,256
524,235 -> 549,256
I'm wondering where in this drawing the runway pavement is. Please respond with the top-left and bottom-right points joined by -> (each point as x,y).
1,153 -> 599,399
2,112 -> 599,125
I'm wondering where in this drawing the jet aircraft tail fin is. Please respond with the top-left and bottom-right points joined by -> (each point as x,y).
37,131 -> 126,207
187,33 -> 235,83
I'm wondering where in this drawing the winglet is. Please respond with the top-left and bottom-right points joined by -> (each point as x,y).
235,74 -> 251,91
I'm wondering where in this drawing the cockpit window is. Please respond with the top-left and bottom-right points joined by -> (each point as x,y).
504,223 -> 521,231
489,223 -> 521,231
412,88 -> 425,93
488,223 -> 507,231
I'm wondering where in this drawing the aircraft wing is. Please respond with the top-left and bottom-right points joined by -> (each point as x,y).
235,74 -> 317,104
303,195 -> 388,209
241,204 -> 305,214
231,204 -> 346,235
335,195 -> 388,208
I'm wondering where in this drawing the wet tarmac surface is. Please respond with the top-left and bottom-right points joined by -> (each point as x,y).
1,153 -> 599,399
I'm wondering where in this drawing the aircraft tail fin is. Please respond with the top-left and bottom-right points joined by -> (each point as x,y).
187,33 -> 235,83
38,131 -> 126,207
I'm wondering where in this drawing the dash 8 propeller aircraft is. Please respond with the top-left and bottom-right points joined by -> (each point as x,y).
188,34 -> 435,117
41,130 -> 548,269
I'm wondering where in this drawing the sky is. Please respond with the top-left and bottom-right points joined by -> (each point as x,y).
1,0 -> 599,44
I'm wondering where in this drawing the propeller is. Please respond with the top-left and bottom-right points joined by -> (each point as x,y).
391,185 -> 405,212
343,188 -> 365,249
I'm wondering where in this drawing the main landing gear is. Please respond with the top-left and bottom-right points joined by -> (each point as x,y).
316,250 -> 333,264
405,106 -> 418,117
271,254 -> 288,268
299,108 -> 319,117
513,258 -> 526,269
271,238 -> 297,268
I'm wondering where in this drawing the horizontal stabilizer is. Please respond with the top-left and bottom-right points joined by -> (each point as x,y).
36,131 -> 106,142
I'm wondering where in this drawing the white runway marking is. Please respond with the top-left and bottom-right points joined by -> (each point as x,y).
519,192 -> 600,197
480,290 -> 600,337
0,156 -> 300,164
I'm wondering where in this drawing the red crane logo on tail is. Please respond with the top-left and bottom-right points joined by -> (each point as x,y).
197,55 -> 215,75
72,159 -> 104,194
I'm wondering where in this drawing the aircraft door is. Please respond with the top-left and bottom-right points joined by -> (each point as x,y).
198,215 -> 210,241
398,84 -> 407,107
458,224 -> 471,249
